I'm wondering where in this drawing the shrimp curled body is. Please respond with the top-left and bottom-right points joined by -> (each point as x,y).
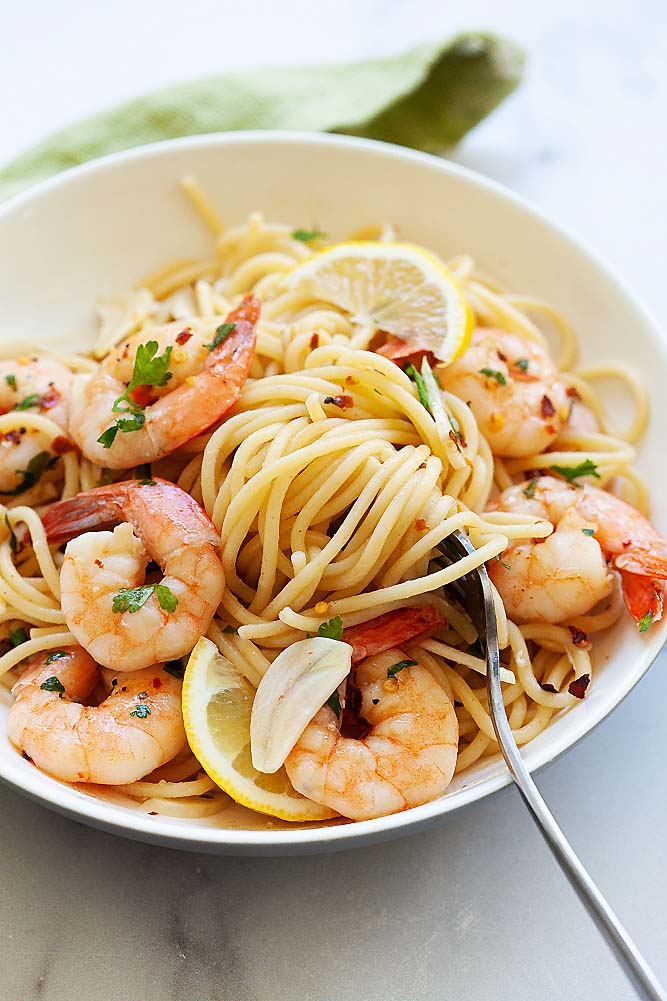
8,647 -> 186,784
488,476 -> 667,626
42,478 -> 225,670
440,328 -> 569,457
69,295 -> 260,467
285,648 -> 458,821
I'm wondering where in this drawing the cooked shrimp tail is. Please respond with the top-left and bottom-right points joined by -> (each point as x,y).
343,605 -> 445,665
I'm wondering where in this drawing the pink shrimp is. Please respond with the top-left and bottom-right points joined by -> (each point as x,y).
42,478 -> 224,670
8,647 -> 186,784
488,476 -> 667,628
69,295 -> 260,468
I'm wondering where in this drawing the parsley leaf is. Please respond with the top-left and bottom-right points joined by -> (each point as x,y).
9,626 -> 28,647
4,514 -> 17,555
40,676 -> 65,697
0,450 -> 59,496
292,228 -> 326,242
155,584 -> 178,613
223,625 -> 237,635
387,659 -> 417,679
317,616 -> 343,641
479,368 -> 507,386
12,393 -> 41,411
130,703 -> 151,718
638,611 -> 653,633
112,583 -> 178,614
116,341 -> 172,407
523,480 -> 538,499
581,528 -> 595,537
404,363 -> 432,413
550,459 -> 600,485
97,425 -> 119,449
46,650 -> 68,665
205,323 -> 236,352
5,374 -> 17,391
164,660 -> 184,679
515,358 -> 529,372
326,689 -> 342,717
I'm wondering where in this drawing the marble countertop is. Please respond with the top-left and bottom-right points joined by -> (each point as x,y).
1,2 -> 666,999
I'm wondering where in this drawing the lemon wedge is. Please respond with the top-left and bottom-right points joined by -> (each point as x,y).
285,241 -> 473,364
182,637 -> 337,822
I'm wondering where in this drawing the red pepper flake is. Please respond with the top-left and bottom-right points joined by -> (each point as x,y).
345,375 -> 358,386
415,519 -> 428,532
94,559 -> 104,569
566,385 -> 581,400
568,625 -> 590,648
52,434 -> 77,455
121,343 -> 130,360
541,682 -> 558,693
148,811 -> 158,816
38,389 -> 60,410
152,676 -> 162,689
309,333 -> 320,350
540,395 -> 556,418
496,349 -> 508,363
323,395 -> 354,410
128,384 -> 156,407
175,328 -> 193,345
22,751 -> 32,762
4,429 -> 22,444
568,673 -> 590,699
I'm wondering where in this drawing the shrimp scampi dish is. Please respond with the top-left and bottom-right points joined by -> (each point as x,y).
1,186 -> 663,826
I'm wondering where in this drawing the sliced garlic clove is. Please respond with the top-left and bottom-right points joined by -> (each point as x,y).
250,637 -> 352,774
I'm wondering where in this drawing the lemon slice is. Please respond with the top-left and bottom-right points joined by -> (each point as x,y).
285,241 -> 473,364
182,637 -> 337,822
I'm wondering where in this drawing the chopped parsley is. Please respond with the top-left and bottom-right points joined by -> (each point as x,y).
387,659 -> 417,679
130,704 -> 151,718
222,625 -> 238,635
317,616 -> 343,641
164,660 -> 185,679
638,611 -> 653,633
111,583 -> 178,614
0,450 -> 58,496
9,626 -> 28,647
549,459 -> 600,485
523,479 -> 538,499
581,528 -> 595,537
12,393 -> 41,411
206,322 -> 236,352
326,689 -> 342,717
479,368 -> 507,386
404,363 -> 432,413
5,374 -> 17,391
40,676 -> 65,697
98,341 -> 172,447
4,514 -> 17,555
515,358 -> 529,372
292,228 -> 326,243
46,650 -> 68,665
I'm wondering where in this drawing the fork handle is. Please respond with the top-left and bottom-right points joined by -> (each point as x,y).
487,664 -> 666,1000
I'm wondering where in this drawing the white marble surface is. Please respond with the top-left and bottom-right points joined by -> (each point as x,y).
1,2 -> 667,999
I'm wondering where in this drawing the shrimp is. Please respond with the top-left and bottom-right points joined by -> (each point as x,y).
8,647 -> 186,784
342,604 -> 445,662
285,648 -> 458,821
488,476 -> 667,627
42,478 -> 224,670
439,328 -> 569,457
69,294 -> 260,468
0,355 -> 73,495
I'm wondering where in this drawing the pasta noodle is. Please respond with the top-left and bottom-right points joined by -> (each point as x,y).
0,179 -> 652,824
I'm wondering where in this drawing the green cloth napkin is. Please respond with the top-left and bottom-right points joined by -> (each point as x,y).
0,32 -> 523,203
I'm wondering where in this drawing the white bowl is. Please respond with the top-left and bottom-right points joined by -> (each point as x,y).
0,132 -> 665,855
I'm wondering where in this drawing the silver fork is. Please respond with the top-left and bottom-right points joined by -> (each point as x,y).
436,531 -> 666,1001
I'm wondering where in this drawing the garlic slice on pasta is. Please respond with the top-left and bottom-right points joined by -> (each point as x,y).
250,637 -> 352,774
